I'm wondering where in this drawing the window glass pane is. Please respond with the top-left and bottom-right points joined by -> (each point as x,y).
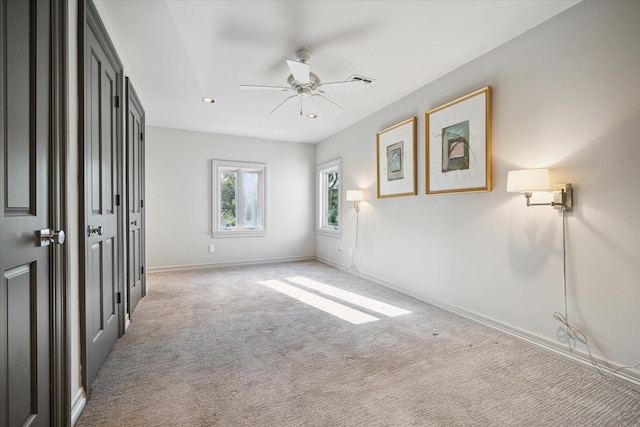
220,170 -> 237,230
243,171 -> 260,229
213,160 -> 266,236
316,159 -> 341,234
326,171 -> 339,228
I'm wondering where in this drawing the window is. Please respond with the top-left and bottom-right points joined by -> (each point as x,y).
212,160 -> 267,237
317,159 -> 341,235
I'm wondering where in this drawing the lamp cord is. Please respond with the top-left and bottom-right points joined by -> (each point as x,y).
553,312 -> 640,375
562,209 -> 569,331
354,208 -> 359,250
350,208 -> 359,270
554,209 -> 640,376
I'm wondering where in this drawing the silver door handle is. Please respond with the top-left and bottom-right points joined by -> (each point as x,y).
36,228 -> 66,247
87,225 -> 103,237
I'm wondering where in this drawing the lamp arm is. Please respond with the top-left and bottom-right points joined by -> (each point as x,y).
527,202 -> 554,207
522,189 -> 570,210
523,192 -> 550,207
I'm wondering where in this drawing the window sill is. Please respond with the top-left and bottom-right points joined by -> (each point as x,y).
212,230 -> 268,238
316,228 -> 341,238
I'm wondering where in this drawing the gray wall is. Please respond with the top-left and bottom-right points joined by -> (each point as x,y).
145,126 -> 316,270
316,0 -> 640,379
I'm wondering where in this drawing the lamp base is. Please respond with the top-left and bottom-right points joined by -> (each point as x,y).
553,183 -> 573,210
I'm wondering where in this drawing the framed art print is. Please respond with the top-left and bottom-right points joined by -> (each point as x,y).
376,117 -> 417,198
425,86 -> 491,194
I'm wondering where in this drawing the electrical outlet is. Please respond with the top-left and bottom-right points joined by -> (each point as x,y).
349,248 -> 353,256
208,244 -> 215,253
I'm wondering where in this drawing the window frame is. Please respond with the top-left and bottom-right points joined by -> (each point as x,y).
316,158 -> 342,237
211,159 -> 267,238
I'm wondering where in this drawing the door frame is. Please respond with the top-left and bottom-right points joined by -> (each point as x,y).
51,1 -> 71,424
78,0 -> 126,394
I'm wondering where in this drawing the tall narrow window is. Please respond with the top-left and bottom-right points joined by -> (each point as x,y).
317,159 -> 341,235
212,160 -> 267,237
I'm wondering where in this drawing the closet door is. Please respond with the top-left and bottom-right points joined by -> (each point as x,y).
126,77 -> 145,316
0,0 -> 53,425
81,0 -> 124,389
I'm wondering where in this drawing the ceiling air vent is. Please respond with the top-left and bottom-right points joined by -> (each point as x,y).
347,74 -> 376,85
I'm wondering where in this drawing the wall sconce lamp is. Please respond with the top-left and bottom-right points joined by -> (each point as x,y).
507,169 -> 573,210
507,169 -> 589,361
346,190 -> 364,212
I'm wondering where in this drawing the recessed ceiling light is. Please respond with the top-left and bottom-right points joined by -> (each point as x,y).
307,113 -> 318,119
201,97 -> 215,104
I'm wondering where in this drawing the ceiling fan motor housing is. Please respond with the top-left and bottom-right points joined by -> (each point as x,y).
288,72 -> 320,91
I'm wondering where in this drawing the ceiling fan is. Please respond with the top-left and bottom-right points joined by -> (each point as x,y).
240,48 -> 372,117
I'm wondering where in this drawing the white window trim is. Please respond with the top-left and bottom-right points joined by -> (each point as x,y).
211,159 -> 267,238
316,158 -> 341,237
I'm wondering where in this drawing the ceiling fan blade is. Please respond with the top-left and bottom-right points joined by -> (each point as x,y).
286,59 -> 310,85
271,94 -> 299,115
310,94 -> 343,114
317,80 -> 366,94
240,85 -> 292,92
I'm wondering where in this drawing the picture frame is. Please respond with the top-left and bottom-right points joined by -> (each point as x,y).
425,86 -> 491,195
376,117 -> 417,198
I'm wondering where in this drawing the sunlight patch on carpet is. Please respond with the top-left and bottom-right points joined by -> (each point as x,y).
258,279 -> 379,324
286,276 -> 412,317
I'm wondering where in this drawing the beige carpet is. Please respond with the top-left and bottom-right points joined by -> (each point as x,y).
76,261 -> 640,426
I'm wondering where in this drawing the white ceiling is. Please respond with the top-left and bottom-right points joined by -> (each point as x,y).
95,0 -> 579,144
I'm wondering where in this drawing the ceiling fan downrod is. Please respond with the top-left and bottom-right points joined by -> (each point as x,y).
295,48 -> 311,63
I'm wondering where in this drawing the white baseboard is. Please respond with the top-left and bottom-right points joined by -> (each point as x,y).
71,387 -> 86,426
316,257 -> 640,390
147,255 -> 315,274
315,255 -> 340,269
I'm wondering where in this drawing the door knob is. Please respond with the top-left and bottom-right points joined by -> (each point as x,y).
36,228 -> 66,247
130,220 -> 137,226
87,225 -> 103,236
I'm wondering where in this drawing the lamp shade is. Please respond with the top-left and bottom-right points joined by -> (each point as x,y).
346,190 -> 364,202
506,169 -> 551,193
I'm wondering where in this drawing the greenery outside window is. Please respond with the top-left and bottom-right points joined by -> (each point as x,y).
212,160 -> 267,237
317,158 -> 341,236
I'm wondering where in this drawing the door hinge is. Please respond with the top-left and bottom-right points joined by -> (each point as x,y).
116,292 -> 122,304
114,95 -> 120,108
115,194 -> 121,206
141,266 -> 145,275
140,199 -> 144,208
140,132 -> 144,141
